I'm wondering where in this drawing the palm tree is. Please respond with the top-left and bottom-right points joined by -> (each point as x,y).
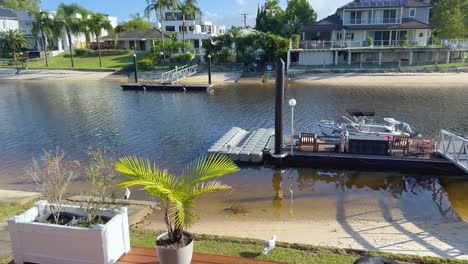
228,26 -> 242,61
32,11 -> 53,67
145,0 -> 180,50
116,155 -> 239,244
88,12 -> 114,68
180,0 -> 200,52
264,0 -> 281,15
0,29 -> 31,62
56,3 -> 86,67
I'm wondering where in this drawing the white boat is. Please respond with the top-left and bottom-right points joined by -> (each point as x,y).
318,109 -> 419,137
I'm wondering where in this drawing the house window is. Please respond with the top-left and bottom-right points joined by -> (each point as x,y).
165,26 -> 175,32
336,33 -> 343,40
345,33 -> 354,40
419,32 -> 424,37
350,11 -> 362,24
316,32 -> 321,37
383,10 -> 397,23
409,8 -> 416,18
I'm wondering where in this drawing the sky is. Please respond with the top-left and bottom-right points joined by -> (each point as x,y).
41,0 -> 351,28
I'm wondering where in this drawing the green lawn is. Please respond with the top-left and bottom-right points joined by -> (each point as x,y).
0,202 -> 34,222
22,52 -> 151,71
130,229 -> 468,264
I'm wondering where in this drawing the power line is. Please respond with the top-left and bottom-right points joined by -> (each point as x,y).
241,13 -> 248,28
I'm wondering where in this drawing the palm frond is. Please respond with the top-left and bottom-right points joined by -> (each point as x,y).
189,180 -> 231,199
182,154 -> 239,185
170,199 -> 198,230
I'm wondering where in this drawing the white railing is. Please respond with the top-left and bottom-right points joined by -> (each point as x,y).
160,64 -> 198,84
291,39 -> 468,50
343,18 -> 400,25
435,129 -> 468,174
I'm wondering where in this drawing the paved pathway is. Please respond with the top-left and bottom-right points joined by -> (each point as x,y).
0,68 -> 119,81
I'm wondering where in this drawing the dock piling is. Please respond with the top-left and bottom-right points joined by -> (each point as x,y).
208,54 -> 212,86
274,59 -> 285,156
132,52 -> 138,83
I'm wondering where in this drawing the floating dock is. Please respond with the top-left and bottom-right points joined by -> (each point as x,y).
121,83 -> 211,92
208,128 -> 465,175
208,127 -> 274,163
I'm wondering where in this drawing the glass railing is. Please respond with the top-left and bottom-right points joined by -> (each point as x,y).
344,18 -> 400,25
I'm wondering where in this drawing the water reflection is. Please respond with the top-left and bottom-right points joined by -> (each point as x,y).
272,170 -> 283,219
295,168 -> 462,220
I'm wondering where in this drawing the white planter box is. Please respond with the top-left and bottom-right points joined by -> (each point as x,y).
7,200 -> 131,264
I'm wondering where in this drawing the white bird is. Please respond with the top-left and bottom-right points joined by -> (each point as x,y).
262,235 -> 277,255
124,187 -> 131,201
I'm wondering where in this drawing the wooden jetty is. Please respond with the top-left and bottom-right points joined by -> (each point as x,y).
121,83 -> 211,92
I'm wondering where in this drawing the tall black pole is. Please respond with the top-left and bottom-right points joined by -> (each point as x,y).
274,59 -> 285,155
208,55 -> 212,86
132,53 -> 138,83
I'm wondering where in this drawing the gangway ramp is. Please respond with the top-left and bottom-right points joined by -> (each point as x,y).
435,129 -> 468,174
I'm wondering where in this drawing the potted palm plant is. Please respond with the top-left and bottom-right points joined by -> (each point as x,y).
116,154 -> 239,264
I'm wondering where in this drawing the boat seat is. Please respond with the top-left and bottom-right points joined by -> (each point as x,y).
298,133 -> 318,152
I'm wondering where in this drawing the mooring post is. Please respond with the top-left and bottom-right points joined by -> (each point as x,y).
208,54 -> 212,86
132,51 -> 138,83
274,59 -> 285,156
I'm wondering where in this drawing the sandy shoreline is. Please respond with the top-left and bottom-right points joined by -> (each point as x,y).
1,68 -> 467,88
138,214 -> 468,260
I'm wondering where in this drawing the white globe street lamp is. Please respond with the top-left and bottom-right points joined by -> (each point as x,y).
289,99 -> 297,155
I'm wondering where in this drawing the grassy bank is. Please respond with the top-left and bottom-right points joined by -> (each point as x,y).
10,52 -> 151,71
130,228 -> 468,264
0,202 -> 34,222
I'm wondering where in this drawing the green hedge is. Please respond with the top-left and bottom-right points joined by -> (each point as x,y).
74,48 -> 95,56
73,48 -> 131,57
137,58 -> 153,71
174,53 -> 193,64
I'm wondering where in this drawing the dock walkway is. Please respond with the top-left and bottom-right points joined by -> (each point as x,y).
208,127 -> 274,163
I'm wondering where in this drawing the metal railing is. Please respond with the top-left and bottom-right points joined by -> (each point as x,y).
291,39 -> 468,50
160,64 -> 198,84
435,130 -> 468,174
343,18 -> 400,25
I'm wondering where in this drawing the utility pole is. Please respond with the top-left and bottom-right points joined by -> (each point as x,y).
241,13 -> 248,28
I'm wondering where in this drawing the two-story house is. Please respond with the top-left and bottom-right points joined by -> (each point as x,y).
300,0 -> 433,47
161,11 -> 225,54
0,6 -> 19,34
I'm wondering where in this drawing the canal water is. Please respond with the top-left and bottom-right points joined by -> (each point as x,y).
1,80 -> 467,221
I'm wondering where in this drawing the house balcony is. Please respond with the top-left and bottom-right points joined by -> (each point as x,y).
343,18 -> 401,25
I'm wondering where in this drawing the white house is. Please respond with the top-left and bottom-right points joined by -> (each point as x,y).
16,10 -> 117,57
0,6 -> 19,33
161,11 -> 225,54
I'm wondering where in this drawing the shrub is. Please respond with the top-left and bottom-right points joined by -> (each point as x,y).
100,49 -> 132,56
366,36 -> 374,47
137,58 -> 154,71
291,34 -> 301,49
147,53 -> 161,63
175,52 -> 193,64
74,48 -> 96,56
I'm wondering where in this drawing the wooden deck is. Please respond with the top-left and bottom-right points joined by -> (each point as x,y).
118,247 -> 285,264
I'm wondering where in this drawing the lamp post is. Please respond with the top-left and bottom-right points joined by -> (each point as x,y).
132,50 -> 138,83
207,54 -> 212,86
289,98 -> 297,155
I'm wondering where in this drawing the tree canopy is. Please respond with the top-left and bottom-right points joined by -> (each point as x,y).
0,0 -> 40,12
255,0 -> 316,37
115,18 -> 152,33
431,0 -> 467,38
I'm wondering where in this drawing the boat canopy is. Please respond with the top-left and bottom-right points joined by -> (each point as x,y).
346,109 -> 375,117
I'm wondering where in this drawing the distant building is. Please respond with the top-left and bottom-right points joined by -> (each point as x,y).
103,28 -> 171,52
290,0 -> 468,67
300,0 -> 433,47
161,11 -> 225,54
0,6 -> 19,33
15,10 -> 117,57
